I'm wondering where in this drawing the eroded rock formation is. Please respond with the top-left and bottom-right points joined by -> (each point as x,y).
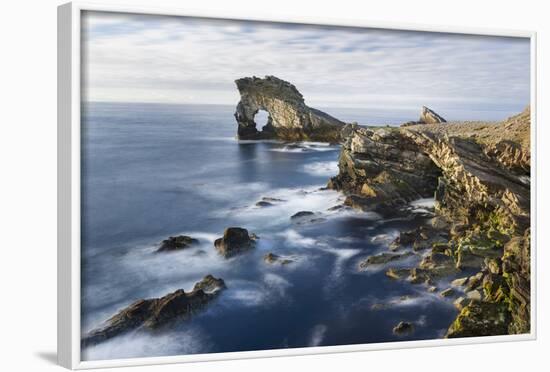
82,275 -> 226,347
214,227 -> 256,258
331,107 -> 531,336
401,106 -> 447,127
234,76 -> 345,141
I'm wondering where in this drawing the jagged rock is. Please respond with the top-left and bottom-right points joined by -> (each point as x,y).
359,251 -> 414,269
465,272 -> 484,291
393,321 -> 414,335
466,289 -> 483,301
409,268 -> 432,284
264,252 -> 294,265
451,277 -> 469,287
234,76 -> 345,141
419,106 -> 446,124
214,227 -> 255,258
156,235 -> 199,252
446,301 -> 510,338
453,296 -> 471,311
440,288 -> 456,298
428,286 -> 438,293
385,267 -> 412,280
419,252 -> 457,277
81,275 -> 226,347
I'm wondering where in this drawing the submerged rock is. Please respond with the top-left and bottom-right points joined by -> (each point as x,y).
359,251 -> 414,269
393,321 -> 414,335
264,252 -> 294,265
81,275 -> 226,347
214,227 -> 256,258
385,267 -> 412,280
255,201 -> 274,207
156,235 -> 199,252
290,211 -> 315,220
440,288 -> 456,298
234,76 -> 345,141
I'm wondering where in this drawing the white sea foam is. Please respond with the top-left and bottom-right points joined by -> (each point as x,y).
410,198 -> 436,209
81,326 -> 208,361
269,142 -> 339,153
302,161 -> 339,177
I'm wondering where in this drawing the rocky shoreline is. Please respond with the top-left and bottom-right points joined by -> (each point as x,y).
328,106 -> 531,337
83,76 -> 530,348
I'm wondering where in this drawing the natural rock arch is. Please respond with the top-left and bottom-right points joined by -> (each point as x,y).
234,76 -> 345,141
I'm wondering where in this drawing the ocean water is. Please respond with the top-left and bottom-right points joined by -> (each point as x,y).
81,103 -> 458,361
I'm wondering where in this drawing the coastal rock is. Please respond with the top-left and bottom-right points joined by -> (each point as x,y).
214,227 -> 255,258
440,288 -> 456,298
290,211 -> 315,220
330,107 -> 531,337
82,275 -> 226,347
385,267 -> 412,280
393,321 -> 414,335
359,251 -> 414,269
234,76 -> 345,141
156,235 -> 199,252
420,106 -> 446,124
446,301 -> 510,338
264,252 -> 294,265
255,201 -> 274,207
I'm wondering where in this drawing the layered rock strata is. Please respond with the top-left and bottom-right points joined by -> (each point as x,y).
331,107 -> 531,336
234,76 -> 345,141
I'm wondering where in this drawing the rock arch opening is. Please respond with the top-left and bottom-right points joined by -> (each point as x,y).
254,109 -> 271,132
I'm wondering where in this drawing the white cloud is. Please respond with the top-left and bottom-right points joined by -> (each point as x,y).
81,11 -> 530,116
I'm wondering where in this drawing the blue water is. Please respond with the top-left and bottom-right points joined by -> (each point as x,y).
81,102 -> 458,361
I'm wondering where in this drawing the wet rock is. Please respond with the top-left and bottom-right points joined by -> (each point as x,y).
484,257 -> 502,275
385,267 -> 412,280
359,251 -> 414,269
428,286 -> 438,293
440,288 -> 456,298
156,235 -> 199,253
409,268 -> 432,285
393,321 -> 414,335
255,201 -> 273,207
214,227 -> 255,258
82,275 -> 226,347
465,272 -> 484,291
261,197 -> 285,202
290,211 -> 315,220
264,252 -> 294,265
419,252 -> 457,277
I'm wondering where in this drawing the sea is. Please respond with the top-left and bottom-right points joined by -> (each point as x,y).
80,102 -> 516,360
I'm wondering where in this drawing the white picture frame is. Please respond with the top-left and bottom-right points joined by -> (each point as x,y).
58,1 -> 537,369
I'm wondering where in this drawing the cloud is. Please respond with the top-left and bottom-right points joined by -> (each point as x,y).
81,11 -> 530,117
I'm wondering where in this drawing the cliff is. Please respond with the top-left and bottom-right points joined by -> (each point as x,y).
234,76 -> 345,141
330,107 -> 531,336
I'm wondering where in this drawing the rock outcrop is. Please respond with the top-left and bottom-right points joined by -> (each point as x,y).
234,76 -> 345,141
331,107 -> 531,337
401,106 -> 447,127
214,227 -> 256,258
156,235 -> 199,253
82,275 -> 226,347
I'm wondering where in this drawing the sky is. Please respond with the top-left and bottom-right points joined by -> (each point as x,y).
81,11 -> 530,118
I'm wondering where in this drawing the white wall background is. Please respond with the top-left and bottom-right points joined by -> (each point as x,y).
0,0 -> 546,371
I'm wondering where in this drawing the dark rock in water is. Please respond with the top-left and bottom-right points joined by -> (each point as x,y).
264,252 -> 294,265
290,211 -> 315,220
393,321 -> 414,335
156,235 -> 199,252
262,197 -> 285,202
234,75 -> 345,141
255,201 -> 274,207
439,288 -> 456,298
327,204 -> 346,211
81,275 -> 226,347
214,227 -> 255,258
359,251 -> 414,269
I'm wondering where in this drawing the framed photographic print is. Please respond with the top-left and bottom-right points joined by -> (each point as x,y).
57,1 -> 537,369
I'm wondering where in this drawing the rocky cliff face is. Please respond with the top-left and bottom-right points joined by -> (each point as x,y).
330,107 -> 531,336
234,76 -> 345,141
